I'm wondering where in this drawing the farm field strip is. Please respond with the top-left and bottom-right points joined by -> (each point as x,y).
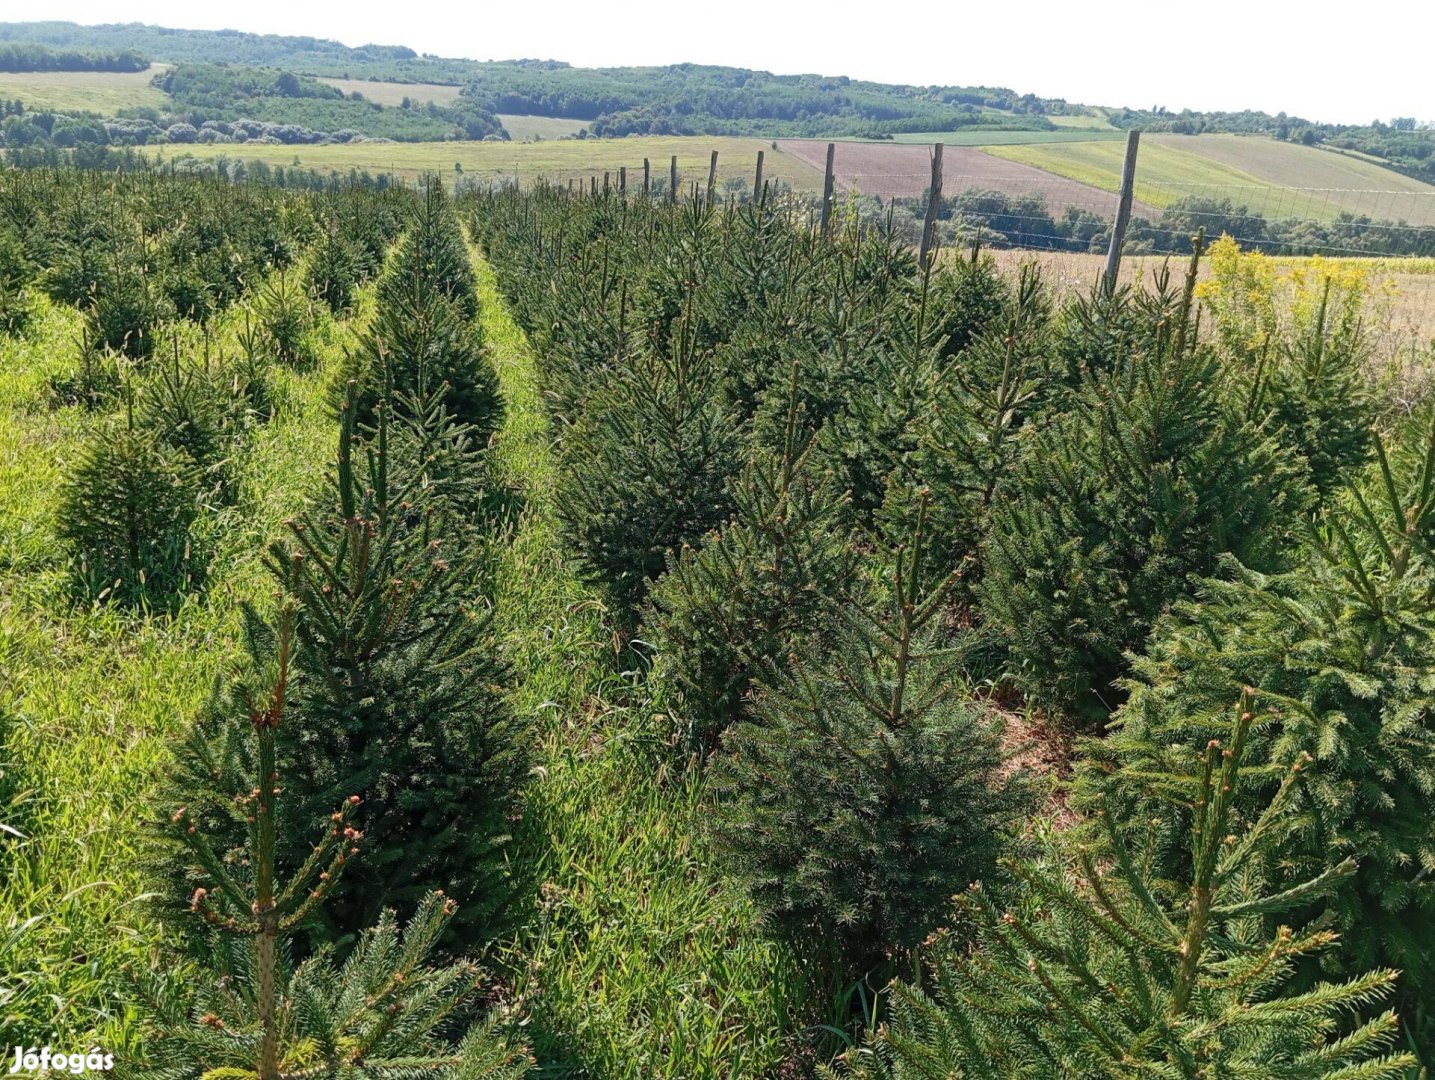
155,135 -> 824,190
0,63 -> 169,113
986,135 -> 1435,225
313,76 -> 463,105
883,128 -> 1125,145
975,247 -> 1435,352
497,113 -> 591,140
777,137 -> 1156,216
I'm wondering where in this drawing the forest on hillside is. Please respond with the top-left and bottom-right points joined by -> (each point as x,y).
1,159 -> 1434,1077
0,21 -> 1431,181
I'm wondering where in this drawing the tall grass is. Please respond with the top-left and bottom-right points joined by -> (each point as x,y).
472,249 -> 810,1077
0,283 -> 372,1046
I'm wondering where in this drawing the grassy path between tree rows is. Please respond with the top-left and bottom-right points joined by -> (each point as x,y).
471,246 -> 809,1078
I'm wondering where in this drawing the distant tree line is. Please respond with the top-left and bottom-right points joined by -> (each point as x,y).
885,188 -> 1435,259
0,61 -> 508,150
0,41 -> 147,73
461,60 -> 1056,139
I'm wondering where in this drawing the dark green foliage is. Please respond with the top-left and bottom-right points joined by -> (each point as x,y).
0,219 -> 32,333
307,223 -> 360,314
346,276 -> 502,446
85,248 -> 175,360
928,244 -> 1011,362
1081,409 -> 1435,1009
267,395 -> 525,945
838,695 -> 1415,1079
556,334 -> 738,619
131,608 -> 531,1080
980,261 -> 1308,722
139,345 -> 235,498
57,401 -> 202,605
1260,279 -> 1375,496
381,180 -> 479,323
343,180 -> 501,441
253,271 -> 316,368
645,368 -> 854,750
908,264 -> 1050,576
708,499 -> 1026,978
810,226 -> 927,523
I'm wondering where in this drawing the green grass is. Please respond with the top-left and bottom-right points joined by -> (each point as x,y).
0,63 -> 170,114
0,281 -> 367,1046
985,135 -> 1435,224
882,129 -> 1124,146
472,247 -> 808,1078
313,76 -> 463,106
157,136 -> 823,191
1047,113 -> 1117,130
498,114 -> 591,141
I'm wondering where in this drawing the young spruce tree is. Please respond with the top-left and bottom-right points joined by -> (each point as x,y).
127,601 -> 531,1080
708,495 -> 1026,982
270,388 -> 524,945
838,692 -> 1415,1079
1081,406 -> 1435,1014
645,362 -> 854,751
980,245 -> 1306,721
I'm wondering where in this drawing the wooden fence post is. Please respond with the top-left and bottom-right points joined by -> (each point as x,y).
753,150 -> 764,201
919,142 -> 944,267
643,158 -> 650,196
670,155 -> 678,203
1103,130 -> 1141,294
820,142 -> 836,239
706,150 -> 719,204
619,165 -> 626,194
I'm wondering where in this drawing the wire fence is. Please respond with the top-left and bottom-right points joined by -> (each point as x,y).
463,136 -> 1435,352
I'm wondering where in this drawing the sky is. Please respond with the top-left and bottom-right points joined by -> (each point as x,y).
5,0 -> 1430,126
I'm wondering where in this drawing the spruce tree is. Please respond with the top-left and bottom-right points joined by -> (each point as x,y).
57,395 -> 203,606
87,243 -> 175,361
343,273 -> 503,447
267,390 -> 523,945
379,178 -> 478,323
555,314 -> 738,619
253,270 -> 316,369
343,180 -> 500,440
979,250 -> 1307,722
1081,407 -> 1435,1013
926,242 -> 1010,363
128,603 -> 531,1080
907,264 -> 1049,578
644,363 -> 854,751
307,221 -> 360,315
837,692 -> 1415,1080
0,219 -> 32,334
708,495 -> 1026,981
139,343 -> 233,501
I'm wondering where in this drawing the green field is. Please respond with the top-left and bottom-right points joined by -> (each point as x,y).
985,134 -> 1435,224
314,76 -> 463,106
498,113 -> 591,140
0,63 -> 169,113
158,135 -> 822,190
1047,113 -> 1118,130
884,128 -> 1125,146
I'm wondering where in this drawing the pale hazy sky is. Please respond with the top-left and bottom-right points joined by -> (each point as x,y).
6,0 -> 1430,126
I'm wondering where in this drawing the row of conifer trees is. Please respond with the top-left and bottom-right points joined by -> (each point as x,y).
463,180 -> 1434,1074
0,171 -> 533,1074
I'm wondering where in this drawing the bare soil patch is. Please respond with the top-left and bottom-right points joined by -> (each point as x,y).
777,138 -> 1158,218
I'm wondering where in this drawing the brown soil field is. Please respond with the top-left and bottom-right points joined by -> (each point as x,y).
777,139 -> 1158,218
